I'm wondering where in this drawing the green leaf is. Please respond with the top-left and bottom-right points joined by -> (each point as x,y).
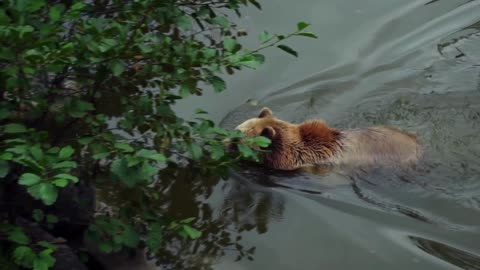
48,4 -> 64,22
181,217 -> 195,223
33,258 -> 48,270
6,145 -> 28,154
98,241 -> 113,253
210,145 -> 225,160
189,143 -> 203,160
110,159 -> 140,187
139,162 -> 159,180
0,160 -> 10,178
202,48 -> 216,59
69,100 -> 94,118
53,173 -> 79,183
24,48 -> 42,59
16,157 -> 45,172
0,152 -> 13,160
33,209 -> 44,222
93,152 -> 110,160
71,2 -> 87,11
17,25 -> 34,38
26,0 -> 46,12
237,144 -> 255,158
98,38 -> 119,52
3,123 -> 27,133
240,54 -> 265,69
8,228 -> 30,245
182,225 -> 201,239
296,32 -> 318,38
13,246 -> 35,267
223,38 -> 237,52
277,45 -> 298,57
146,223 -> 163,252
179,83 -> 193,98
121,225 -> 140,248
297,21 -> 310,31
5,138 -> 27,144
208,76 -> 226,93
58,146 -> 75,159
259,31 -> 273,43
126,156 -> 141,167
28,183 -> 58,205
30,145 -> 44,161
114,142 -> 134,153
138,43 -> 153,53
135,149 -> 166,162
52,161 -> 77,169
177,15 -> 192,31
52,178 -> 69,187
253,136 -> 271,147
211,127 -> 230,136
41,185 -> 58,206
110,59 -> 125,77
77,137 -> 94,145
19,173 -> 42,186
33,251 -> 56,270
211,16 -> 230,28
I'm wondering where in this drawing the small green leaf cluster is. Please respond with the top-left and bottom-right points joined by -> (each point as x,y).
86,215 -> 202,258
168,218 -> 202,240
0,226 -> 56,270
257,21 -> 318,57
87,216 -> 140,253
1,124 -> 78,205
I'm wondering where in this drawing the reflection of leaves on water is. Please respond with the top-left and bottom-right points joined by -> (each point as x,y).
97,162 -> 287,270
410,236 -> 480,270
221,178 -> 286,235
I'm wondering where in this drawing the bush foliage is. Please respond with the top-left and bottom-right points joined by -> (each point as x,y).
0,0 -> 315,269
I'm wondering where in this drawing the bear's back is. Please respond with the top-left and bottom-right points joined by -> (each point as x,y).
337,126 -> 422,167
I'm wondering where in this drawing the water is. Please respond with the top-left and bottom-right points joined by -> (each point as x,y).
168,1 -> 480,269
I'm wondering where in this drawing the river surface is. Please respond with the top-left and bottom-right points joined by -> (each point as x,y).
172,1 -> 480,269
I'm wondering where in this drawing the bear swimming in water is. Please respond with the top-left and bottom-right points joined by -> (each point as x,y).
235,107 -> 422,171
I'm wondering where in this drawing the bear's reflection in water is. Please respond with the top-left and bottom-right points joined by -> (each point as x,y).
231,162 -> 355,194
232,160 -> 426,193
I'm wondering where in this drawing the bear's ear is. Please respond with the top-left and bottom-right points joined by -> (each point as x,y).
258,107 -> 273,118
260,126 -> 276,140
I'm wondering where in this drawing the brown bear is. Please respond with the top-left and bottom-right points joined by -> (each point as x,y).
235,107 -> 422,171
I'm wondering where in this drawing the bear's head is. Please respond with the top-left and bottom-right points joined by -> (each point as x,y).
235,107 -> 293,142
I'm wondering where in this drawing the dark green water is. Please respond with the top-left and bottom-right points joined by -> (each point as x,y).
148,1 -> 480,269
